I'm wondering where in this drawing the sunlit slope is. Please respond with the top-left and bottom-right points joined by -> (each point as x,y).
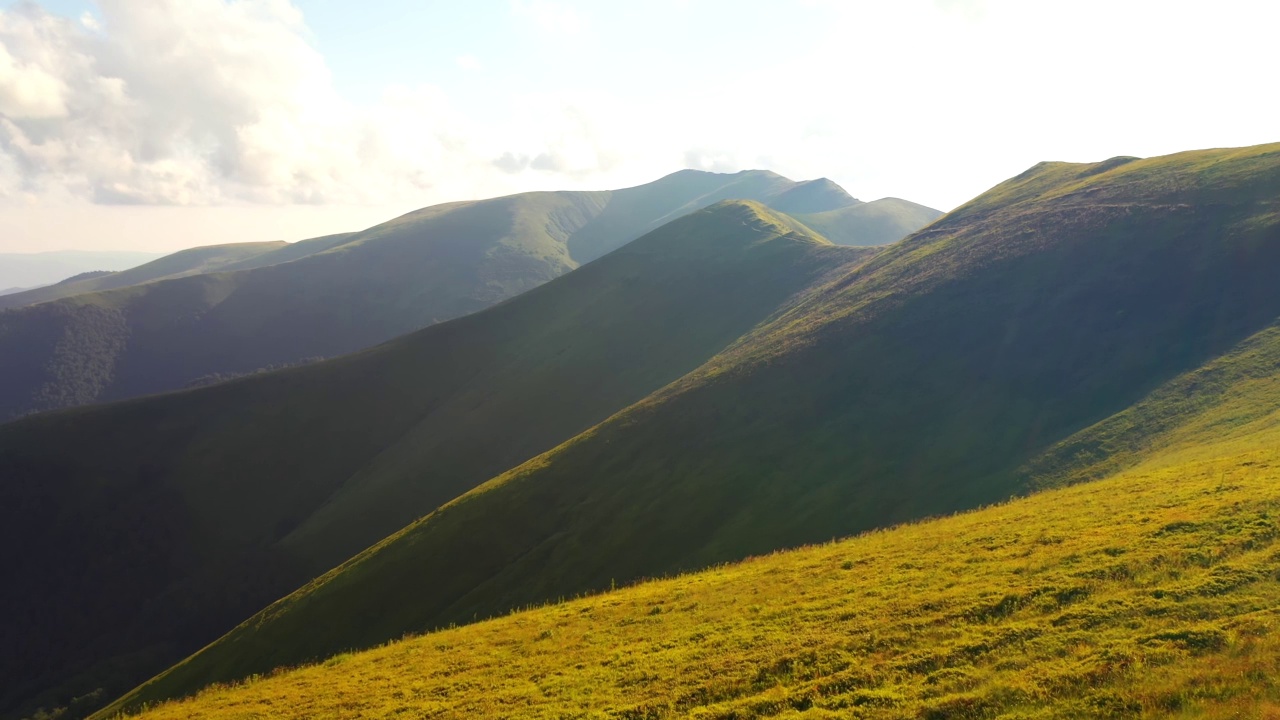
131,144 -> 1280,703
0,202 -> 866,720
0,237 -> 357,310
0,170 -> 930,421
119,356 -> 1280,719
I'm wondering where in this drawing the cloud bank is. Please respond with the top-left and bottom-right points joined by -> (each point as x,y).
0,0 -> 510,207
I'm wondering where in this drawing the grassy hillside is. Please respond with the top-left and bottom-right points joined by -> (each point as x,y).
114,332 -> 1280,719
0,251 -> 161,292
0,203 -> 869,720
0,240 -> 332,310
795,196 -> 944,246
116,143 -> 1280,709
0,170 -> 930,421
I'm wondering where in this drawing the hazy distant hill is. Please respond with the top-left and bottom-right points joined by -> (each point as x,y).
0,250 -> 161,290
0,202 -> 874,720
0,235 -> 355,310
106,144 -> 1280,713
794,196 -> 943,246
0,170 -> 937,421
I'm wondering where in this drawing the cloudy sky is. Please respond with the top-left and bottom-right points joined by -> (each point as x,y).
0,0 -> 1276,252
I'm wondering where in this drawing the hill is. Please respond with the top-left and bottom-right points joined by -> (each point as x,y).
0,251 -> 161,292
0,236 -> 356,310
107,143 -> 1280,710
114,320 -> 1280,718
0,170 -> 934,421
794,196 -> 944,246
0,203 -> 871,720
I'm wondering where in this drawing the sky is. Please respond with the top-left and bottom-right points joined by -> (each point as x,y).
0,0 -> 1276,253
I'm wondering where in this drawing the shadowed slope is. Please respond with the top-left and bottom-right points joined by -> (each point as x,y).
116,144 -> 1280,710
0,202 -> 867,720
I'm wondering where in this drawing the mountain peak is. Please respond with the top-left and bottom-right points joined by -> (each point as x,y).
767,177 -> 860,214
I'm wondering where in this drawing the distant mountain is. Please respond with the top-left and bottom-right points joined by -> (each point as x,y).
0,202 -> 874,720
794,197 -> 943,246
0,236 -> 354,310
103,144 -> 1280,713
0,250 -> 161,291
0,170 -> 938,421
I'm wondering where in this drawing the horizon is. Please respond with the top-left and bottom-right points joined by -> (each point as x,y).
1,0 -> 1277,253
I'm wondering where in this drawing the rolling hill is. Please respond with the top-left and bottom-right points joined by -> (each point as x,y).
102,143 -> 1280,713
0,236 -> 355,310
0,170 -> 933,421
112,342 -> 1280,718
0,203 -> 872,720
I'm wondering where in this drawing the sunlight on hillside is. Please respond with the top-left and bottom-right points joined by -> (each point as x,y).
125,418 -> 1280,719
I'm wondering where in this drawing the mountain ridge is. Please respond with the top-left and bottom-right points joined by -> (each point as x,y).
0,200 -> 872,720
0,170 -> 936,421
107,143 -> 1280,712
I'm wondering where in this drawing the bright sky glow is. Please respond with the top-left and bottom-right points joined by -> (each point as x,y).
0,0 -> 1276,251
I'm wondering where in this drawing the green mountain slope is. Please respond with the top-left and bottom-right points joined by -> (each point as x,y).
118,144 -> 1280,708
0,203 -> 869,720
0,239 -> 349,310
795,196 -> 944,246
117,330 -> 1280,719
0,251 -> 162,292
0,170 -> 933,421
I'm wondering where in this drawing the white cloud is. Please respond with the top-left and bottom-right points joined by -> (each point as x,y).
0,0 -> 642,215
0,1 -> 511,207
2,0 -> 1278,249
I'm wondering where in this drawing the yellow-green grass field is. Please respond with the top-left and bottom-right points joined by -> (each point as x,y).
123,414 -> 1280,719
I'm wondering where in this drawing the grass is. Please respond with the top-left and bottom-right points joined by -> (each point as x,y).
0,201 -> 872,720
95,142 -> 1280,716
120,399 -> 1280,719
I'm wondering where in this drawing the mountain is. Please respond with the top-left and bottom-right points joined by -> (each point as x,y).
0,250 -> 162,292
0,170 -> 936,421
793,196 -> 944,246
0,203 -> 872,720
0,236 -> 355,310
104,143 -> 1280,711
110,339 -> 1280,717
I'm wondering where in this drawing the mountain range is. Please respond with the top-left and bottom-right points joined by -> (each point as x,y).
0,198 -> 878,719
0,170 -> 939,421
4,143 -> 1279,720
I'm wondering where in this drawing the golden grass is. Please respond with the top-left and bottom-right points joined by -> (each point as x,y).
125,417 -> 1280,719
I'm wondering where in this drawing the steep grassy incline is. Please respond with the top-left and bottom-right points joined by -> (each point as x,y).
0,239 -> 355,310
124,144 -> 1280,706
0,170 -> 932,421
117,342 -> 1280,719
0,203 -> 867,720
